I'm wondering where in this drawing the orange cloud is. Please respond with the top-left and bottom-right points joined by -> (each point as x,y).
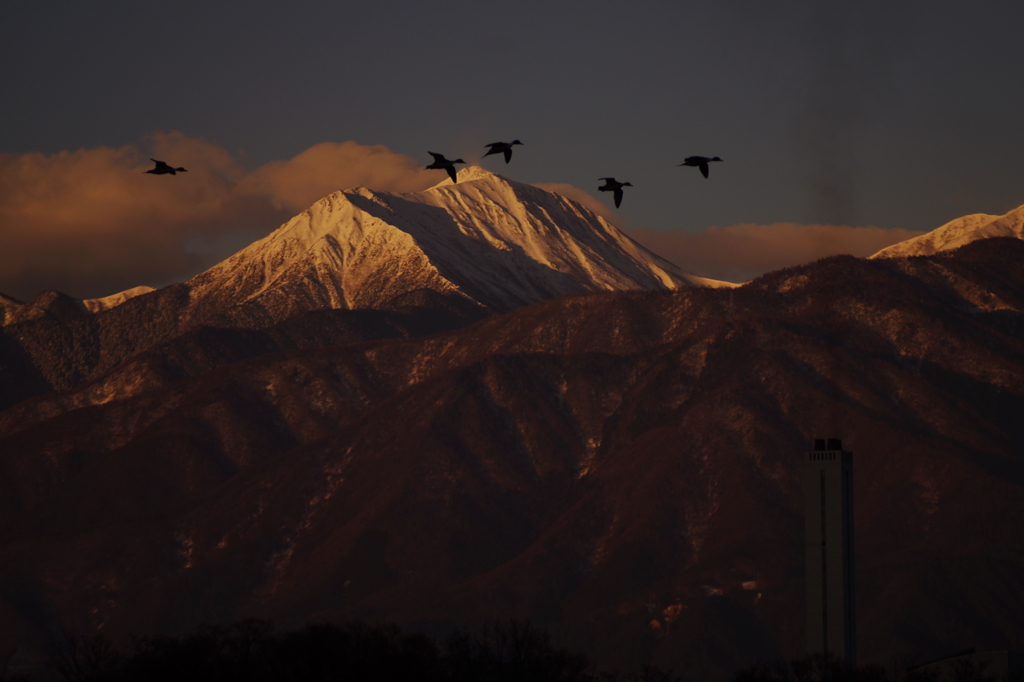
0,134 -> 436,300
625,223 -> 927,283
239,141 -> 439,213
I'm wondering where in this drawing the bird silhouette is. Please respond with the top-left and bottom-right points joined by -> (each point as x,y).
426,152 -> 467,183
679,156 -> 722,179
145,159 -> 187,175
482,140 -> 523,164
598,177 -> 633,208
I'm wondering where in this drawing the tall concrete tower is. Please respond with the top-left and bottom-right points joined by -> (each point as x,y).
805,438 -> 855,667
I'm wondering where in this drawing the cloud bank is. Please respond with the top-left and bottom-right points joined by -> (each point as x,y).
0,133 -> 437,300
625,223 -> 926,284
239,142 -> 438,214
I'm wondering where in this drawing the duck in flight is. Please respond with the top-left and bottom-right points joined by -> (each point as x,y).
679,156 -> 722,179
482,140 -> 523,164
598,177 -> 633,208
426,152 -> 467,183
145,159 -> 187,175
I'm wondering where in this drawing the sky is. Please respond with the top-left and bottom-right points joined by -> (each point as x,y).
2,0 -> 1023,300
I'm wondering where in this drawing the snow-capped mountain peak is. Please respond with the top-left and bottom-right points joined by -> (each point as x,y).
871,203 -> 1024,259
184,166 -> 733,320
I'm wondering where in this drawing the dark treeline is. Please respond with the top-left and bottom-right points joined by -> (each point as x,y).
39,618 -> 684,682
18,619 -> 1019,682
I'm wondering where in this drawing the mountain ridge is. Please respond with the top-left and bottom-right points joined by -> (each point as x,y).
2,238 -> 1024,678
8,188 -> 1024,328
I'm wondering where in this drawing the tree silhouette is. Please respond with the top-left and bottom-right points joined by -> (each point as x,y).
445,619 -> 591,682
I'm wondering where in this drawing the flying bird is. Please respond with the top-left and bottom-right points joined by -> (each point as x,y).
482,140 -> 523,164
145,159 -> 187,175
425,152 -> 467,183
679,156 -> 722,179
598,177 -> 633,208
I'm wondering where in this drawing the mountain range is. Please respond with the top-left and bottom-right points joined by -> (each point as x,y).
0,169 -> 727,411
2,173 -> 1023,679
1,167 -> 725,326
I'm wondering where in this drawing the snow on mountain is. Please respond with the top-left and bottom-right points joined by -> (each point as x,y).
870,203 -> 1024,259
186,166 -> 734,318
1,286 -> 157,326
82,285 -> 156,313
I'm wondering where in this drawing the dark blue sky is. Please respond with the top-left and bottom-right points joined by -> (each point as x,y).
3,0 -> 1023,235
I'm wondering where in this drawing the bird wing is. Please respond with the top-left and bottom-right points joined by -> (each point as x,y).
428,152 -> 446,162
446,166 -> 458,183
484,142 -> 505,148
503,149 -> 512,164
699,163 -> 709,178
613,189 -> 623,208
